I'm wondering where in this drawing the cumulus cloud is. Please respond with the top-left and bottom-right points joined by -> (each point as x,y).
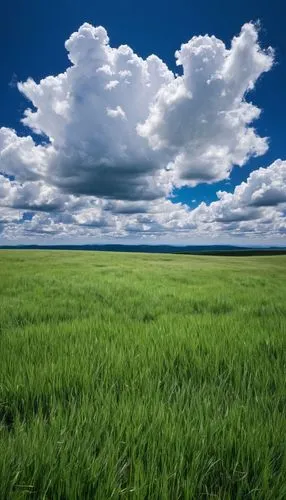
0,21 -> 284,243
1,22 -> 273,202
139,23 -> 273,186
1,160 -> 286,241
0,174 -> 67,211
0,207 -> 22,224
190,160 -> 286,236
0,127 -> 53,182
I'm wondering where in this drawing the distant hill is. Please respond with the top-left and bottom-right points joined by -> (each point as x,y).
1,244 -> 286,256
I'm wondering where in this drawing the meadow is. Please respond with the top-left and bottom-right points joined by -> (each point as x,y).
0,250 -> 285,499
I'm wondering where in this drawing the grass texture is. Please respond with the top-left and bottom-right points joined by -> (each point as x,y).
0,251 -> 285,499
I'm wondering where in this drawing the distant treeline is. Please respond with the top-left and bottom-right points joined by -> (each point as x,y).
179,249 -> 286,256
1,244 -> 286,256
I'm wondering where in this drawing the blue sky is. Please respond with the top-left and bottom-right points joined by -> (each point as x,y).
0,0 -> 286,245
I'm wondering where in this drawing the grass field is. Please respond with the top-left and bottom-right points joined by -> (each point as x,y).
0,251 -> 285,499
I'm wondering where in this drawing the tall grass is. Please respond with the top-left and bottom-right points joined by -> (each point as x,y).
0,251 -> 285,499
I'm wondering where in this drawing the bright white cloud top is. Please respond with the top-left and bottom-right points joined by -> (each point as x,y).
0,22 -> 285,243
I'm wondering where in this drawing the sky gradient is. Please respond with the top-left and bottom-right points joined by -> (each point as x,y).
0,0 -> 286,245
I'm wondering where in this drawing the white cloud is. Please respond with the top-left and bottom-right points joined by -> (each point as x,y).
190,159 -> 286,236
0,21 -> 285,244
1,160 -> 286,241
138,23 -> 273,186
0,174 -> 67,211
0,127 -> 53,181
1,22 -> 273,202
0,207 -> 22,224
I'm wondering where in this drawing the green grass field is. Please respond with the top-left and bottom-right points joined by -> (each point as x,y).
0,251 -> 285,499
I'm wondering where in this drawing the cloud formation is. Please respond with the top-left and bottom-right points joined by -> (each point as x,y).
1,160 -> 286,242
190,160 -> 286,236
1,21 -> 285,243
1,22 -> 273,197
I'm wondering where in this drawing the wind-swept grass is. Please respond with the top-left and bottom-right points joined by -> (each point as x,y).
0,251 -> 285,499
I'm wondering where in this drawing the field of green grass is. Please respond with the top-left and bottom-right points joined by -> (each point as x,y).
0,251 -> 285,499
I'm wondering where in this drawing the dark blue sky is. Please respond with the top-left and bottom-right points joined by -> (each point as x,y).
1,0 -> 285,207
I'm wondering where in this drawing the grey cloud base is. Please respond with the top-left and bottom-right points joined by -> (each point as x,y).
1,159 -> 286,242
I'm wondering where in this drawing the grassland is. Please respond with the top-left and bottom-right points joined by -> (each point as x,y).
0,250 -> 285,499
